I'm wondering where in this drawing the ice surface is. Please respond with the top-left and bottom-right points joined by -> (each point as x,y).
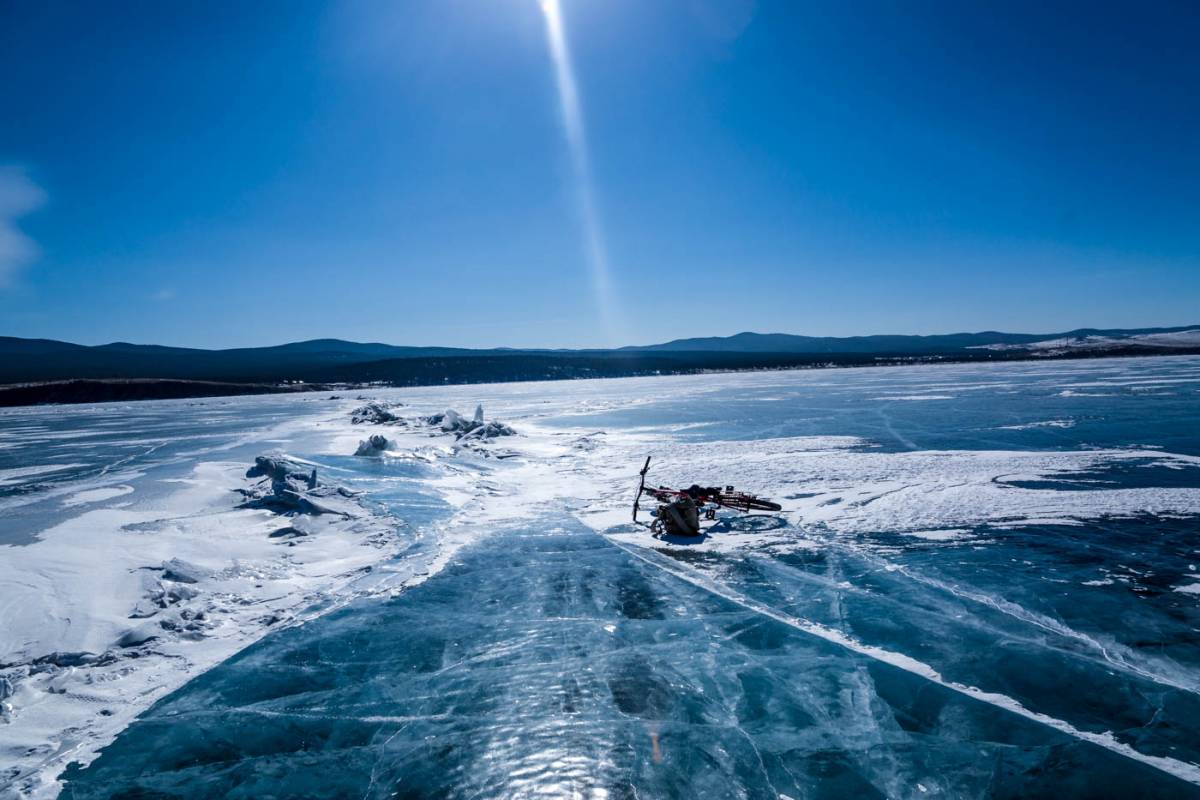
0,464 -> 86,486
60,517 -> 1200,798
60,485 -> 133,506
4,355 -> 1200,797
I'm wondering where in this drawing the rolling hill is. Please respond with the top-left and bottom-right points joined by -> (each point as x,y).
1,325 -> 1198,405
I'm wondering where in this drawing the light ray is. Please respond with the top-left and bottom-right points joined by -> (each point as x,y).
539,0 -> 623,344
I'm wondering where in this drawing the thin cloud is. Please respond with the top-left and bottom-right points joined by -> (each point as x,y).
0,166 -> 46,288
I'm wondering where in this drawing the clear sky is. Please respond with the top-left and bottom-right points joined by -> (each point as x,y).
1,1 -> 1197,349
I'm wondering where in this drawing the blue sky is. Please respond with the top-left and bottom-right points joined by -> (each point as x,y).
1,1 -> 1197,349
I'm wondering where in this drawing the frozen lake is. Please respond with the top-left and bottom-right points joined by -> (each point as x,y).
3,356 -> 1200,798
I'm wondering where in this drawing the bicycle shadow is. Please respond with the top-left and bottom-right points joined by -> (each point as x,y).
705,515 -> 788,534
648,514 -> 788,544
652,530 -> 711,545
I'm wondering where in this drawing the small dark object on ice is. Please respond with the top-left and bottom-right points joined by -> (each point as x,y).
458,420 -> 516,442
351,402 -> 403,425
161,558 -> 208,584
29,651 -> 103,669
240,455 -> 359,517
355,434 -> 393,456
246,456 -> 317,490
116,625 -> 158,648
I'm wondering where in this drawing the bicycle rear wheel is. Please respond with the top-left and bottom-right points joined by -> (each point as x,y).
716,493 -> 781,513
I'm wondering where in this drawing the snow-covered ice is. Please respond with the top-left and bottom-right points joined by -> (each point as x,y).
3,355 -> 1200,798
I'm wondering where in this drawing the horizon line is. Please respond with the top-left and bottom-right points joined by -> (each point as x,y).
4,322 -> 1200,353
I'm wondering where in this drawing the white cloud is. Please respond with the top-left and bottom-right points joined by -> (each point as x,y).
0,166 -> 47,288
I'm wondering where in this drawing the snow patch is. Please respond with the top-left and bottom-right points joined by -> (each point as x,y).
903,529 -> 971,542
872,395 -> 956,401
0,454 -> 403,797
999,419 -> 1075,430
61,485 -> 134,506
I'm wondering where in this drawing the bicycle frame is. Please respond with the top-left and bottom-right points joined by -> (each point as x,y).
632,456 -> 781,523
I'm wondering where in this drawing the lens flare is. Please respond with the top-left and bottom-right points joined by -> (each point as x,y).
539,0 -> 623,344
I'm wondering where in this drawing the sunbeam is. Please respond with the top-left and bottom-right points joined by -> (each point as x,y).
539,0 -> 623,344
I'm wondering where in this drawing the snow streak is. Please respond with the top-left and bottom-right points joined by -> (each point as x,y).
606,538 -> 1200,787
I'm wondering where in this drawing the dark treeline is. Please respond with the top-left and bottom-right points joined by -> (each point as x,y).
315,351 -> 944,385
5,346 -> 1199,407
0,380 -> 322,407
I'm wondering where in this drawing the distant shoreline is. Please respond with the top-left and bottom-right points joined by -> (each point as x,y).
3,348 -> 1198,409
0,379 -> 332,408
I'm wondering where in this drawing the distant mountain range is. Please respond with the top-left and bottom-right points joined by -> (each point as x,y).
1,326 -> 1198,405
0,337 -> 490,383
624,326 -> 1200,355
